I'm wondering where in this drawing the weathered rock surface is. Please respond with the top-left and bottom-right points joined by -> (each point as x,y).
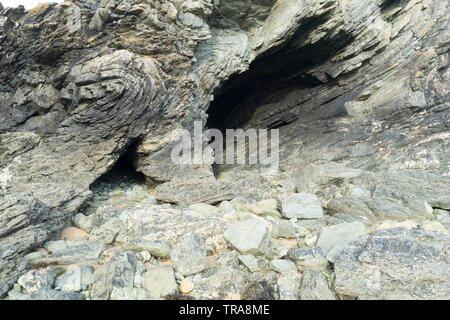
170,232 -> 206,276
142,265 -> 178,299
299,271 -> 336,300
334,228 -> 450,299
281,193 -> 324,219
223,218 -> 271,256
90,251 -> 137,300
0,0 -> 449,299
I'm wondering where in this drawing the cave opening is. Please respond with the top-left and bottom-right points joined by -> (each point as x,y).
205,11 -> 356,132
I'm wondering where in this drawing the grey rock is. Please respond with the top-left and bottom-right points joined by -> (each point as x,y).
44,240 -> 106,265
171,232 -> 206,276
334,228 -> 450,299
142,265 -> 178,299
277,272 -> 301,300
281,193 -> 324,219
278,219 -> 298,238
90,251 -> 138,300
0,0 -> 449,299
18,268 -> 55,293
123,206 -> 234,254
237,254 -> 260,272
189,251 -> 249,300
269,259 -> 297,274
54,265 -> 94,292
223,218 -> 271,256
316,221 -> 366,263
26,288 -> 83,300
287,247 -> 329,271
188,203 -> 220,215
300,271 -> 336,300
73,213 -> 99,233
219,201 -> 236,215
241,199 -> 281,218
123,239 -> 171,259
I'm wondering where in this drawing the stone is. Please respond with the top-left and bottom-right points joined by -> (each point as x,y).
90,251 -> 138,300
124,239 -> 171,258
241,199 -> 280,218
287,247 -> 329,271
123,206 -> 234,254
180,278 -> 195,294
42,240 -> 106,265
219,201 -> 236,215
277,272 -> 301,300
26,288 -> 83,300
142,266 -> 178,299
0,0 -> 449,300
171,232 -> 206,276
73,213 -> 99,232
110,287 -> 147,300
281,193 -> 324,219
89,218 -> 123,244
316,222 -> 366,262
269,259 -> 297,274
18,268 -> 56,293
23,250 -> 48,262
278,219 -> 298,238
61,227 -> 89,241
335,228 -> 450,299
223,219 -> 271,256
188,251 -> 249,300
54,265 -> 94,292
188,203 -> 220,215
299,271 -> 336,300
421,221 -> 448,235
237,254 -> 260,272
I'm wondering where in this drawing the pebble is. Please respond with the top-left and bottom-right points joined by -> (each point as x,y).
180,278 -> 195,294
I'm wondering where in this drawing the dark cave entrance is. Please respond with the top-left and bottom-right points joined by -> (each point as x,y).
90,142 -> 146,190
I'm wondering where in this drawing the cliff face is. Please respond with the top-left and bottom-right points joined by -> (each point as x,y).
0,0 -> 449,298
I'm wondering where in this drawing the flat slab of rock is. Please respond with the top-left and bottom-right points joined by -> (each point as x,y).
300,271 -> 336,300
316,221 -> 365,263
26,288 -> 83,300
54,264 -> 94,292
123,206 -> 234,253
287,247 -> 329,271
171,232 -> 206,276
281,193 -> 324,219
334,228 -> 450,299
223,218 -> 271,256
90,251 -> 137,300
238,254 -> 260,272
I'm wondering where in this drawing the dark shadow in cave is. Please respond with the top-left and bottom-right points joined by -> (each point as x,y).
206,11 -> 357,131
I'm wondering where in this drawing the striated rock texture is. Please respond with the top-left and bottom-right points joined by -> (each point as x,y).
0,0 -> 448,296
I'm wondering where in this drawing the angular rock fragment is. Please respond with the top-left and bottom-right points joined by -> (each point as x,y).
281,193 -> 324,219
223,219 -> 271,256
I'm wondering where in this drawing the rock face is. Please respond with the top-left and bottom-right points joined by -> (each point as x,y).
0,0 -> 449,299
334,228 -> 450,299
